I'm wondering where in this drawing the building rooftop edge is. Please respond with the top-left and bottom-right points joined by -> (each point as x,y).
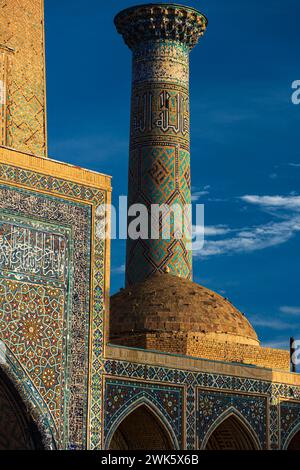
106,344 -> 299,385
0,145 -> 112,190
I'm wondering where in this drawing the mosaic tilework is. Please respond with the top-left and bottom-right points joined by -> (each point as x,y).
0,270 -> 66,423
0,160 -> 109,450
133,41 -> 189,87
104,358 -> 300,450
0,163 -> 103,203
1,353 -> 56,448
115,5 -> 207,286
131,84 -> 190,141
0,0 -> 47,156
126,58 -> 192,285
0,184 -> 92,448
103,378 -> 183,449
197,390 -> 267,449
280,401 -> 300,449
0,216 -> 69,285
89,203 -> 108,450
269,400 -> 280,450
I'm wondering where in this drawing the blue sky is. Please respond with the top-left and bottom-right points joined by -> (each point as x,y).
45,0 -> 300,351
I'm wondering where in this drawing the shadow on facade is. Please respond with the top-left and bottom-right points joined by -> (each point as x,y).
0,366 -> 44,450
108,404 -> 175,450
287,430 -> 300,450
204,414 -> 259,451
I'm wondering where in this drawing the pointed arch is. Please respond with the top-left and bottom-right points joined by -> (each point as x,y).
105,396 -> 179,450
201,407 -> 261,450
0,350 -> 57,449
0,366 -> 43,449
283,421 -> 300,450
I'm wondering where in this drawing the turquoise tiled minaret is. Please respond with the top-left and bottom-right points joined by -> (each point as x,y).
115,4 -> 207,286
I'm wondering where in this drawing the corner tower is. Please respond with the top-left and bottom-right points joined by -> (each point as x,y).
0,0 -> 47,156
115,3 -> 207,286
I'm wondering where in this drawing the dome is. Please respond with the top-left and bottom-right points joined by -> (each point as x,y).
110,273 -> 259,348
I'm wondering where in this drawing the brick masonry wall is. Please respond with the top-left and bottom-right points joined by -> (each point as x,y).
112,333 -> 290,371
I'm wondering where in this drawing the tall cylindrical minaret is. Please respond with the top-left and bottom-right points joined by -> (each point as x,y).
115,4 -> 207,286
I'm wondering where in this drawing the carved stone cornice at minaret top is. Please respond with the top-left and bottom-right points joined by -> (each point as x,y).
114,3 -> 207,51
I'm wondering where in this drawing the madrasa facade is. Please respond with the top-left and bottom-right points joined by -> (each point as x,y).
0,0 -> 300,451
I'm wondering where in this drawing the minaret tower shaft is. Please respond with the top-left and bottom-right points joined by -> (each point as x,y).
115,3 -> 207,286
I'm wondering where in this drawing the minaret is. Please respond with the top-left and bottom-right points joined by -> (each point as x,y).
0,0 -> 47,157
115,3 -> 207,286
111,5 -> 260,360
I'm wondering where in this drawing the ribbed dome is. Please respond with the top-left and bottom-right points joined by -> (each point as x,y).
110,273 -> 259,346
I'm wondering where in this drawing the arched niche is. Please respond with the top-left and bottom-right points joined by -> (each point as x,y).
108,403 -> 177,450
0,366 -> 44,450
203,411 -> 260,451
285,426 -> 300,451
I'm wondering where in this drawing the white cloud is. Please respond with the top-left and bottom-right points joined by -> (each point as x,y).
280,306 -> 300,315
194,216 -> 300,258
112,264 -> 125,274
193,224 -> 230,237
289,163 -> 300,168
193,194 -> 300,258
191,192 -> 209,202
191,186 -> 210,202
240,194 -> 300,211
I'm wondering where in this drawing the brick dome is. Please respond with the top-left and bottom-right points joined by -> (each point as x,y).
110,273 -> 259,351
